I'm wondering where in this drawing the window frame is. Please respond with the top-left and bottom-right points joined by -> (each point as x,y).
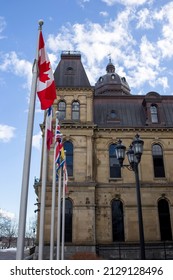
109,144 -> 121,178
64,141 -> 73,177
152,144 -> 165,178
150,104 -> 159,123
72,100 -> 80,121
58,100 -> 66,121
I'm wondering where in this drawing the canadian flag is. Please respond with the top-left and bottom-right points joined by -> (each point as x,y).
37,31 -> 56,110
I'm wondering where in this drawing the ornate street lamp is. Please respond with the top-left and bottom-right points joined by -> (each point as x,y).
115,134 -> 145,260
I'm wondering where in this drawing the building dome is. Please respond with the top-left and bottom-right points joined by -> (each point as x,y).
95,59 -> 130,96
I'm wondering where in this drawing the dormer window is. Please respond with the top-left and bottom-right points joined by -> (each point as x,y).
111,74 -> 115,80
110,110 -> 116,119
66,66 -> 74,74
99,77 -> 103,82
150,104 -> 158,123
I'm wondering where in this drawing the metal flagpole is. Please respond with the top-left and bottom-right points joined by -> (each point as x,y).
50,149 -> 56,260
38,109 -> 48,260
56,166 -> 62,259
61,154 -> 66,260
16,20 -> 43,260
50,111 -> 59,260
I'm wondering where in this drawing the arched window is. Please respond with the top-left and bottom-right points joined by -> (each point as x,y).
58,101 -> 66,120
112,200 -> 125,241
61,198 -> 73,242
64,141 -> 73,176
158,199 -> 172,241
150,104 -> 158,123
72,101 -> 80,121
152,144 -> 165,177
109,144 -> 121,178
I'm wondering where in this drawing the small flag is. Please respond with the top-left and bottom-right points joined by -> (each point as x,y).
46,106 -> 53,150
54,123 -> 63,177
63,160 -> 68,193
37,31 -> 56,110
55,124 -> 63,142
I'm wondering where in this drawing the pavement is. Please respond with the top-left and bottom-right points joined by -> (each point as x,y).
0,248 -> 30,260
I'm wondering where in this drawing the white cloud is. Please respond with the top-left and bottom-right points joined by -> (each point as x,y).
156,2 -> 173,59
102,0 -> 149,6
0,208 -> 15,219
47,9 -> 135,85
99,11 -> 109,17
140,36 -> 160,68
32,131 -> 42,150
0,51 -> 32,90
78,0 -> 90,8
0,17 -> 6,39
1,1 -> 172,96
0,124 -> 16,143
136,8 -> 154,29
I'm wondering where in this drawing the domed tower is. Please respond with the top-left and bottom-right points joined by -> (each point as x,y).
95,59 -> 130,95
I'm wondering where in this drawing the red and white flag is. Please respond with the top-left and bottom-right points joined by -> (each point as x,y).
37,31 -> 56,110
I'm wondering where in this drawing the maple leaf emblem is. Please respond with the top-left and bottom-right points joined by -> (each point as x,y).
38,60 -> 50,83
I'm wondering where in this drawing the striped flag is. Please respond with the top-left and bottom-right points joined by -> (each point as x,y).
54,123 -> 64,179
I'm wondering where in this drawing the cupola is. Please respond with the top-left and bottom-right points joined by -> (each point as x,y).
95,59 -> 130,96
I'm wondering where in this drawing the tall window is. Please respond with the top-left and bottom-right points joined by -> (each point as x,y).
158,199 -> 172,241
112,200 -> 125,241
72,101 -> 80,121
64,141 -> 73,176
152,144 -> 165,177
150,105 -> 158,123
109,144 -> 121,178
58,101 -> 66,120
61,198 -> 73,242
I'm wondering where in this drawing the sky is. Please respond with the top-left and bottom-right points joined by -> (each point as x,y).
1,0 -> 173,223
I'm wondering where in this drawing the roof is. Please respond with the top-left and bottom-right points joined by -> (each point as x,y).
54,51 -> 91,88
94,95 -> 173,128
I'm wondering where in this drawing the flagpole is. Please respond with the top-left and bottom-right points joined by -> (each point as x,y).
50,111 -> 59,260
38,109 -> 48,260
61,152 -> 66,260
57,166 -> 62,259
16,20 -> 43,260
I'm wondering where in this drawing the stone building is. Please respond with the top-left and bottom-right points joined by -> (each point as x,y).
35,51 -> 173,259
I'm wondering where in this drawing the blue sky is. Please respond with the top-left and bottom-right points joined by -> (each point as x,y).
1,0 -> 173,222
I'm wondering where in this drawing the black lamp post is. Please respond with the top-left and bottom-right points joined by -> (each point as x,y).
115,134 -> 145,260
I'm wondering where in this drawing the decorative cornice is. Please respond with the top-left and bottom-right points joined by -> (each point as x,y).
95,127 -> 173,132
56,87 -> 93,91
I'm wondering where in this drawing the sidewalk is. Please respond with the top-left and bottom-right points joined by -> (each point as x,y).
0,248 -> 30,260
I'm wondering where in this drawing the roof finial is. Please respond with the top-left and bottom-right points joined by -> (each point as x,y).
106,54 -> 115,73
108,53 -> 111,63
38,19 -> 44,30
